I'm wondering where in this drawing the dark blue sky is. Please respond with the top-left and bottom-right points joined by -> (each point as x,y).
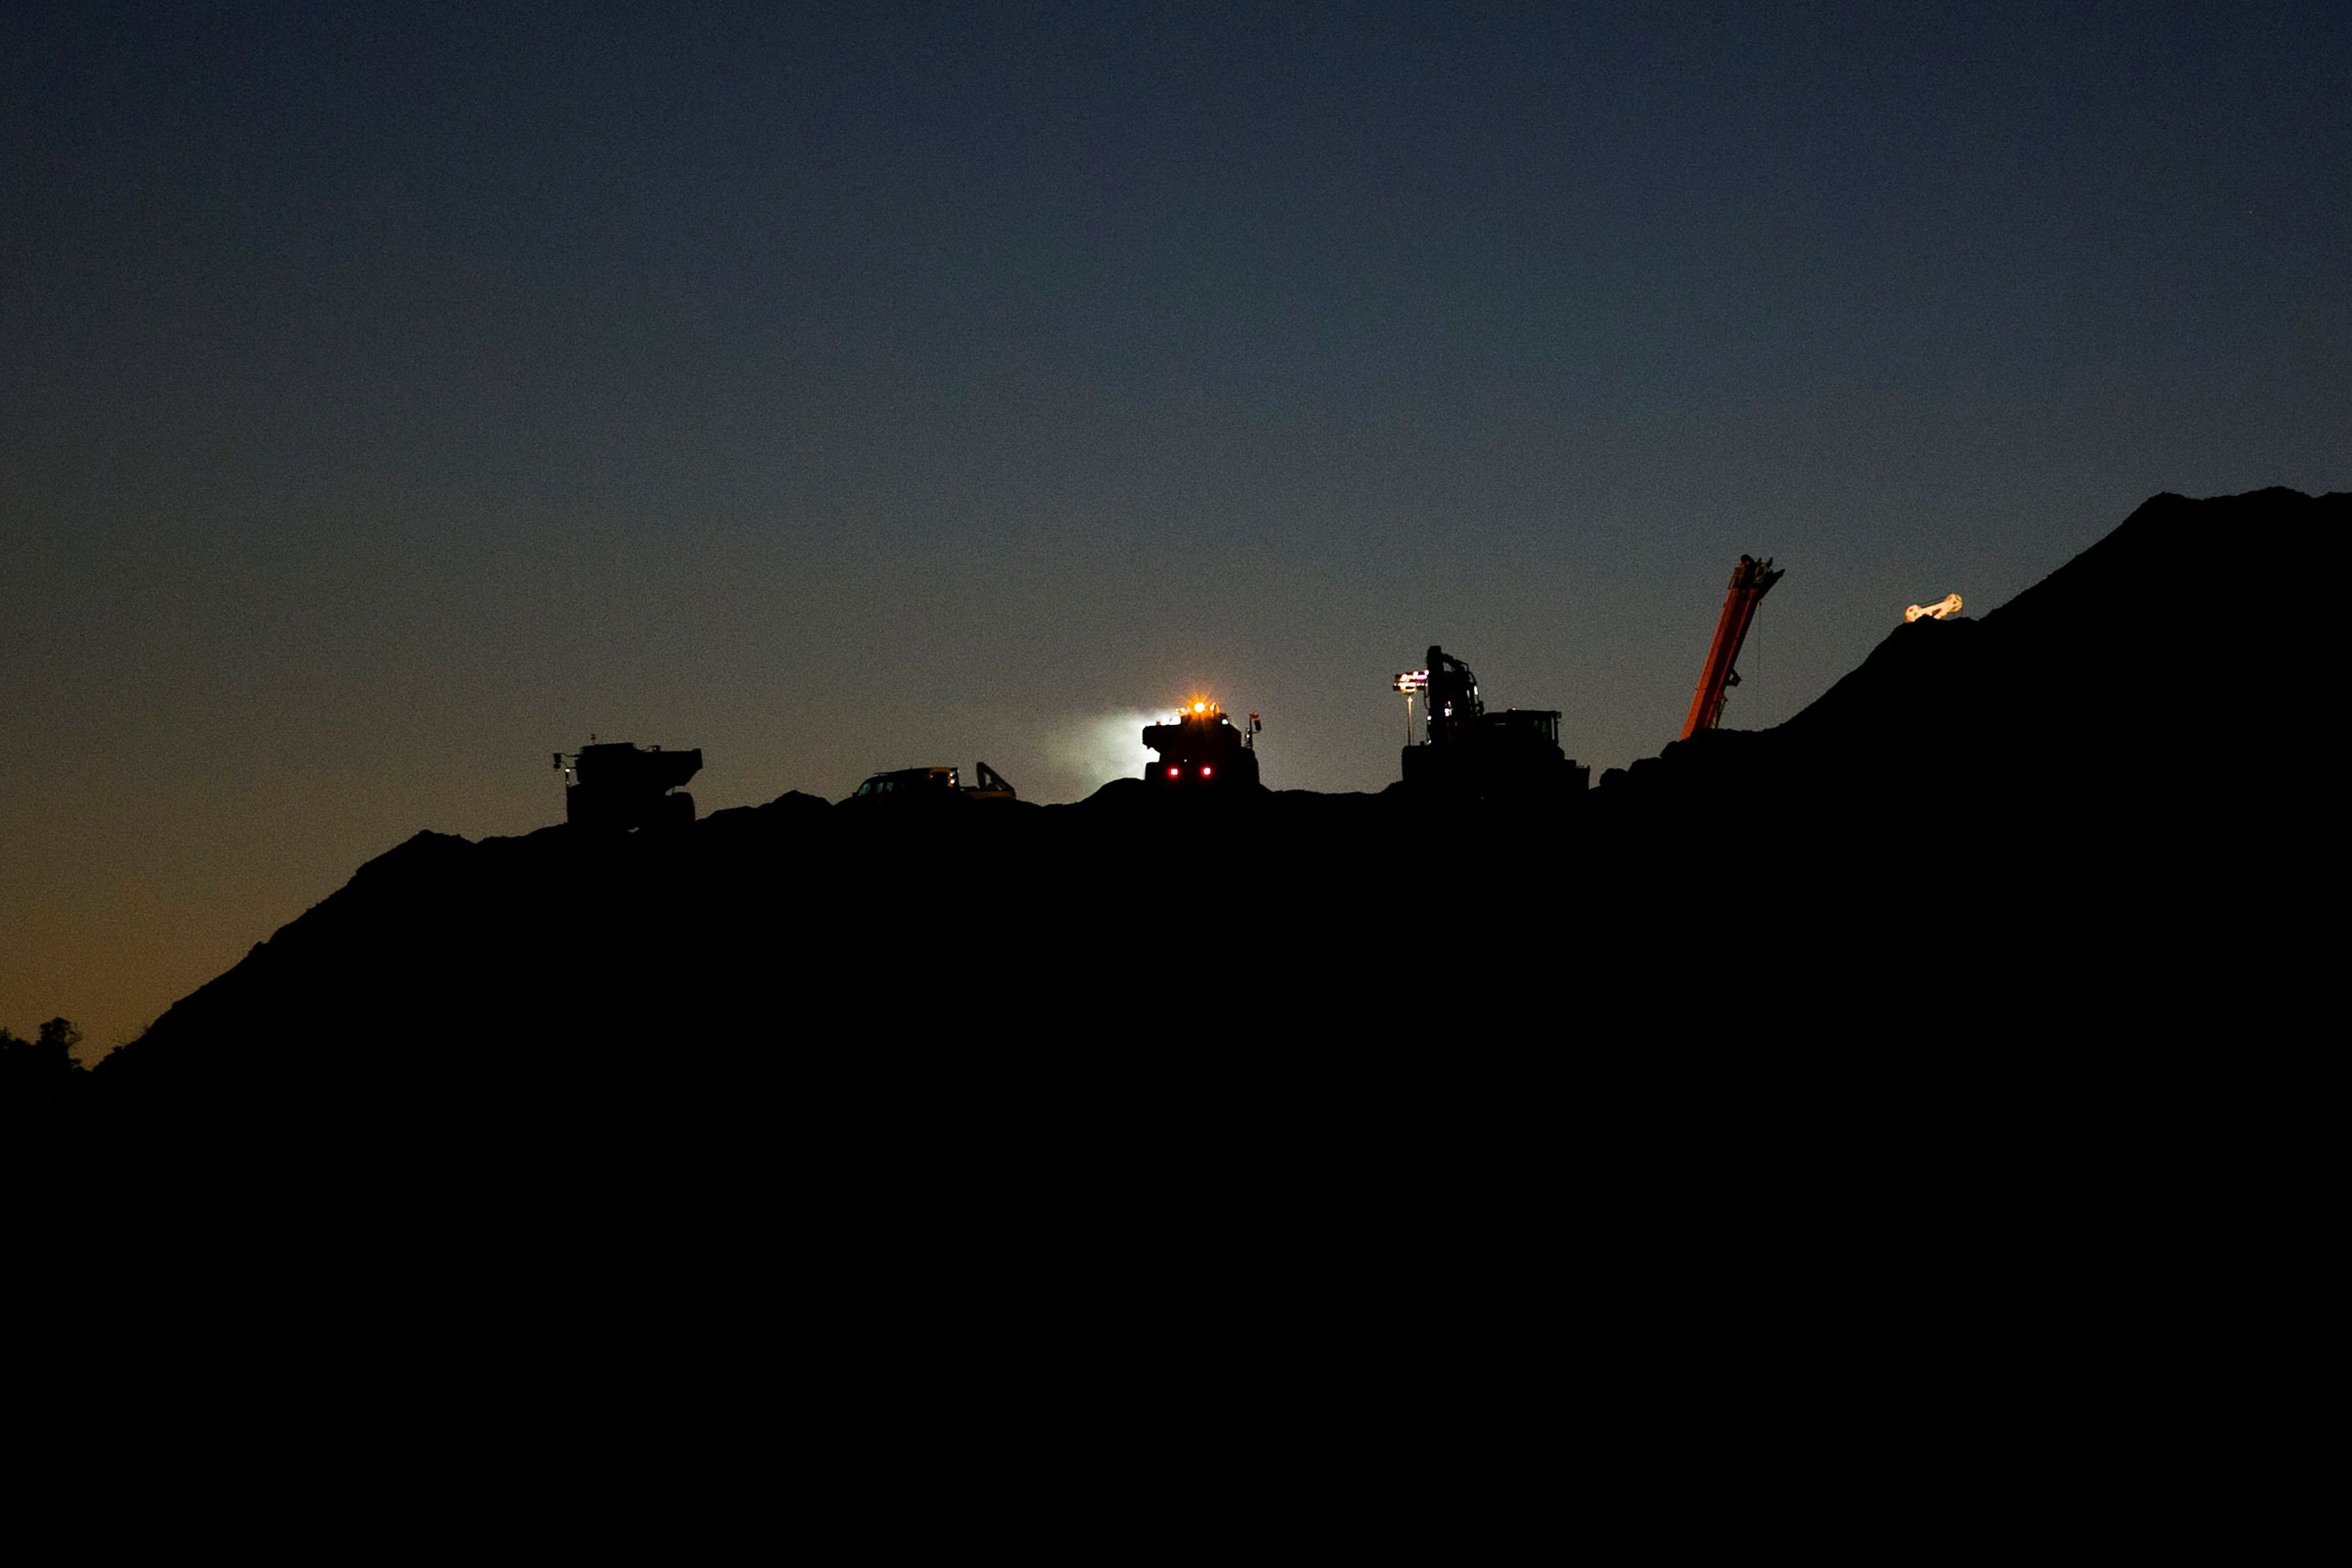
6,1 -> 2346,1050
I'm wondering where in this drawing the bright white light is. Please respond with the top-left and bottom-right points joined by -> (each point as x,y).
1050,710 -> 1162,797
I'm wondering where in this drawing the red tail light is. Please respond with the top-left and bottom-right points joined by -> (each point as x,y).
1166,767 -> 1179,779
1202,765 -> 1214,777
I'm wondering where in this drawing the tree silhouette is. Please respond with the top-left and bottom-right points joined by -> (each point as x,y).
0,1018 -> 86,1106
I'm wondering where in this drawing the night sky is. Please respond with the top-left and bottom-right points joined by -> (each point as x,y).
6,2 -> 2346,1056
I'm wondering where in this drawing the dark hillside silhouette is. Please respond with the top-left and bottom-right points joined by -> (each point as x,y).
1595,488 -> 2323,857
77,489 -> 2339,1221
1,1020 -> 87,1106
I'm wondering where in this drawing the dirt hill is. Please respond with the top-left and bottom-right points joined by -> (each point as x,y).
49,489 -> 2334,1472
86,489 -> 2336,1174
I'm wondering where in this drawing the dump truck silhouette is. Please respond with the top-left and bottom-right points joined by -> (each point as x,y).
554,741 -> 700,832
1143,702 -> 1261,787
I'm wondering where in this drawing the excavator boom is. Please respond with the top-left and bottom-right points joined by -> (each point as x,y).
1682,555 -> 1784,739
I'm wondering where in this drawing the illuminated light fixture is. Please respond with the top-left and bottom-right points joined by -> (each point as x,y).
1167,767 -> 1180,779
1193,701 -> 1206,714
1202,765 -> 1214,777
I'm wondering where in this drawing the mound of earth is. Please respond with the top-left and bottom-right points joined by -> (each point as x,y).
84,489 -> 2335,1180
1598,487 -> 2331,840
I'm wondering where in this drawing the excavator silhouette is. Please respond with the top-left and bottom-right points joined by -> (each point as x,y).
1397,647 -> 1587,799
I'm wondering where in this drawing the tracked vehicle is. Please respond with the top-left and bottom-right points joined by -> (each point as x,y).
555,740 -> 700,832
1397,647 -> 1587,800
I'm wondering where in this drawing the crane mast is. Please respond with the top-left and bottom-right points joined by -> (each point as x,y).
1682,555 -> 1785,739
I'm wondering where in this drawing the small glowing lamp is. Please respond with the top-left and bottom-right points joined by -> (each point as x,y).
1193,701 -> 1206,714
1202,765 -> 1214,777
1167,767 -> 1179,779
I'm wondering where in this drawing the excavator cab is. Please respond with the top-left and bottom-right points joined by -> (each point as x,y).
1424,647 -> 1483,745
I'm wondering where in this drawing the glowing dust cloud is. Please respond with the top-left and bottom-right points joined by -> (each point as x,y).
1049,710 -> 1165,799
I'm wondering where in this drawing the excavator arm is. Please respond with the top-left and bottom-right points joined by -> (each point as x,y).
1682,555 -> 1785,739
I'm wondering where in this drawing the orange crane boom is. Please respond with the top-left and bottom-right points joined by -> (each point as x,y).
1682,555 -> 1785,739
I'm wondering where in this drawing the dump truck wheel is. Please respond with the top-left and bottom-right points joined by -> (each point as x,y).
566,785 -> 607,828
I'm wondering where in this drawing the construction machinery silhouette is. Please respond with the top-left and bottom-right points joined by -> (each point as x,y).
1397,646 -> 1588,799
1144,702 -> 1261,787
846,763 -> 1018,802
1684,556 -> 1784,738
556,740 -> 700,832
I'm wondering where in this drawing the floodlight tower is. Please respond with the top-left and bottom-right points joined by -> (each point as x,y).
1394,667 -> 1429,744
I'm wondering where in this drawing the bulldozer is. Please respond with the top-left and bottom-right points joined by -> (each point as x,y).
555,740 -> 700,832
